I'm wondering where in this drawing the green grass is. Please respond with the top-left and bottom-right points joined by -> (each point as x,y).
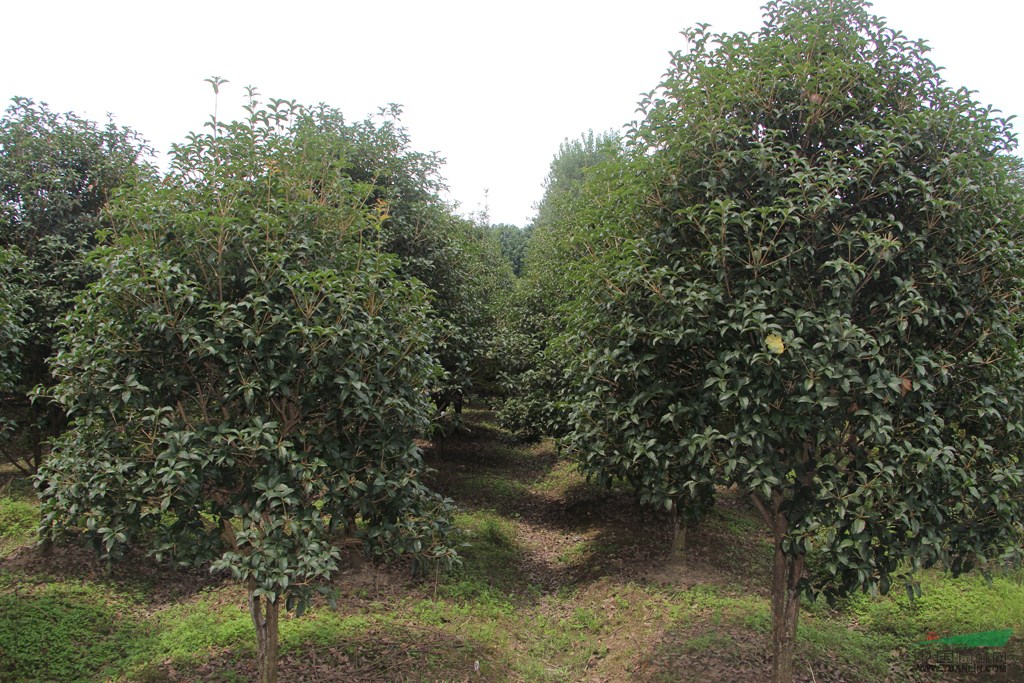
0,575 -> 147,682
533,458 -> 587,494
796,616 -> 898,680
443,510 -> 525,598
849,567 -> 1024,640
0,497 -> 37,557
140,591 -> 254,664
458,473 -> 529,504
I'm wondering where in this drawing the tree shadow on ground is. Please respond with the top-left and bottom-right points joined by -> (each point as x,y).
138,622 -> 500,683
0,540 -> 227,605
424,410 -> 775,599
633,623 -> 847,683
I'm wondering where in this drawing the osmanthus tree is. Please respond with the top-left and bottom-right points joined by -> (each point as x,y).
497,131 -> 627,441
563,1 -> 1024,681
0,247 -> 27,393
0,98 -> 151,472
486,223 -> 530,278
36,98 -> 456,683
300,104 -> 513,424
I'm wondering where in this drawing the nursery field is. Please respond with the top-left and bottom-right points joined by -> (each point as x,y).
1,409 -> 1022,682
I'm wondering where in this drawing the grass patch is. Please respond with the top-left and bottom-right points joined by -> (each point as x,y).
141,591 -> 254,665
555,539 -> 591,567
705,506 -> 762,536
0,467 -> 37,503
849,567 -> 1024,641
442,510 -> 525,598
458,473 -> 528,504
664,584 -> 771,630
280,612 -> 374,649
796,616 -> 897,680
0,575 -> 146,682
0,497 -> 37,558
533,458 -> 587,495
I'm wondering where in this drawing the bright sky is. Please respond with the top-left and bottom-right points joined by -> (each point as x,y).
2,1 -> 1021,227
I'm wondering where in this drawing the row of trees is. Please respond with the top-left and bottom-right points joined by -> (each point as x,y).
499,1 -> 1024,681
5,1 -> 1024,681
1,93 -> 514,682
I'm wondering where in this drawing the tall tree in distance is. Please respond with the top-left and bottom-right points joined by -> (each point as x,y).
487,223 -> 530,277
497,130 -> 627,441
563,2 -> 1024,681
532,130 -> 620,231
0,98 -> 151,473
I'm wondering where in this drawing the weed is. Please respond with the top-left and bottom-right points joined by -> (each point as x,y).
445,510 -> 524,595
796,617 -> 896,680
533,459 -> 588,495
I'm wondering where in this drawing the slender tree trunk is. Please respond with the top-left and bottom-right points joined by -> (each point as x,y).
770,542 -> 804,683
248,580 -> 280,683
669,503 -> 687,555
29,401 -> 43,473
751,492 -> 805,683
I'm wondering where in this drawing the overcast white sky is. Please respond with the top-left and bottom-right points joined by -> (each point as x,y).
2,1 -> 1021,226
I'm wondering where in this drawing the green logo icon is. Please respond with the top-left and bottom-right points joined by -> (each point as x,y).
915,629 -> 1013,648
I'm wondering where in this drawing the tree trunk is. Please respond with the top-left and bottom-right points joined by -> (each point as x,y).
669,503 -> 687,555
751,492 -> 805,683
29,401 -> 43,473
248,581 -> 280,683
769,536 -> 804,683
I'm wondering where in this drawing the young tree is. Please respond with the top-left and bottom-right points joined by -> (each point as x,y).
37,97 -> 456,683
564,2 -> 1024,680
0,97 -> 151,472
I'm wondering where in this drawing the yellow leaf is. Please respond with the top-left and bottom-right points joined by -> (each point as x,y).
766,334 -> 785,355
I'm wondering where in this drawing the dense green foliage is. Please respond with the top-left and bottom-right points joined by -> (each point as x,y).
487,223 -> 530,277
571,0 -> 1024,587
497,131 -> 626,440
0,98 -> 151,472
553,1 -> 1024,680
35,96 -> 457,682
0,247 -> 27,393
531,131 -> 621,233
323,104 -> 512,419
